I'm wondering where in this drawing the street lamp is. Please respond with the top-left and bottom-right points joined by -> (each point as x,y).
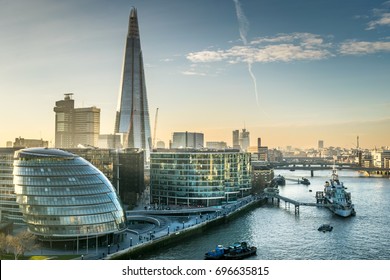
86,227 -> 89,254
149,231 -> 152,240
96,234 -> 98,256
108,244 -> 111,254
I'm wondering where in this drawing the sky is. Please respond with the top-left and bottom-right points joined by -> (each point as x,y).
0,0 -> 389,149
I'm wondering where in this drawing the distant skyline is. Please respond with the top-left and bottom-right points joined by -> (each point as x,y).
0,0 -> 389,149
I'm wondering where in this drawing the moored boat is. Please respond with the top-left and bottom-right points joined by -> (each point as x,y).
204,242 -> 256,260
273,175 -> 286,186
323,166 -> 356,217
318,224 -> 333,232
223,242 -> 257,260
298,177 -> 310,185
204,245 -> 228,260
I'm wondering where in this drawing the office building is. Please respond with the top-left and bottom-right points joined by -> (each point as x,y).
13,137 -> 49,148
13,148 -> 126,244
171,132 -> 204,149
251,161 -> 274,194
150,149 -> 252,207
64,148 -> 145,208
115,8 -> 152,161
206,141 -> 228,150
318,140 -> 324,150
98,134 -> 121,149
232,130 -> 240,150
0,148 -> 24,224
232,128 -> 250,151
112,149 -> 145,207
54,93 -> 100,148
240,128 -> 250,152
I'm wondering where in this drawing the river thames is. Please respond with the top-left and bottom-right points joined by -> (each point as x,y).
143,169 -> 390,260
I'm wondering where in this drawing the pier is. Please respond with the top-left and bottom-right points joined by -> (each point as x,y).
264,191 -> 328,215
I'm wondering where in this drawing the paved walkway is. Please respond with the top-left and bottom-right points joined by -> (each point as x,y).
24,195 -> 261,260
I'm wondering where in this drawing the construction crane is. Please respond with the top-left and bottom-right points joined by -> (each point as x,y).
153,108 -> 159,149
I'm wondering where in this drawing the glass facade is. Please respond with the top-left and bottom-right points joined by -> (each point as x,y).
150,150 -> 252,207
115,8 -> 152,161
0,148 -> 24,224
13,148 -> 126,240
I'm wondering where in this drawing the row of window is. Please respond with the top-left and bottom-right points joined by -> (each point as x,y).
16,193 -> 114,206
22,203 -> 117,216
13,166 -> 98,176
15,184 -> 110,196
15,157 -> 76,163
151,153 -> 250,159
13,175 -> 104,186
151,191 -> 228,198
31,221 -> 120,236
26,212 -> 120,227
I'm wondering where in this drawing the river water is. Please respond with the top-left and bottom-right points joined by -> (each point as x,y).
144,169 -> 390,260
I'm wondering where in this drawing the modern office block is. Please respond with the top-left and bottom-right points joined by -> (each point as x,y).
232,130 -> 240,150
240,128 -> 250,152
0,148 -> 24,224
206,141 -> 227,150
54,93 -> 100,148
13,137 -> 49,148
150,149 -> 251,207
171,132 -> 204,149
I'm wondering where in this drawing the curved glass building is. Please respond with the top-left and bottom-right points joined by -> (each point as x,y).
150,149 -> 252,207
13,148 -> 126,242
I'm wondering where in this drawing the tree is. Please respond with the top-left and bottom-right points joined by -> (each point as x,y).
1,231 -> 39,260
14,231 -> 39,260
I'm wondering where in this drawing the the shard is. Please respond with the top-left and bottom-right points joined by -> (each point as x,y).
115,7 -> 152,161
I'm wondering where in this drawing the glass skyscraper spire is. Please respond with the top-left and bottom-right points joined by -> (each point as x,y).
115,7 -> 152,160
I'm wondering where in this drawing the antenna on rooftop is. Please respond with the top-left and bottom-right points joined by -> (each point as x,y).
357,136 -> 359,149
64,93 -> 74,100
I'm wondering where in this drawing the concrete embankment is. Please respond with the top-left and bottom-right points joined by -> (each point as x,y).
108,197 -> 266,260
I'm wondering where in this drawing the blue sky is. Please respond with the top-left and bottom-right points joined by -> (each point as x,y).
0,0 -> 389,149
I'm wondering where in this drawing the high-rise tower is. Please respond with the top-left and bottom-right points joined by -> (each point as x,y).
54,93 -> 100,148
115,7 -> 152,161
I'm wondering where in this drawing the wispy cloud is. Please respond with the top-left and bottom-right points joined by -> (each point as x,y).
367,12 -> 390,30
366,2 -> 390,30
181,70 -> 206,76
232,0 -> 259,106
187,33 -> 333,64
339,40 -> 390,55
233,0 -> 249,45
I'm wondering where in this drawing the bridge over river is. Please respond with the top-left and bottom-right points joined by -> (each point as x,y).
270,161 -> 390,177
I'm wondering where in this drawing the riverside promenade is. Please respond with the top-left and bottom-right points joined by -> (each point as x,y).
22,195 -> 265,260
106,195 -> 265,260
